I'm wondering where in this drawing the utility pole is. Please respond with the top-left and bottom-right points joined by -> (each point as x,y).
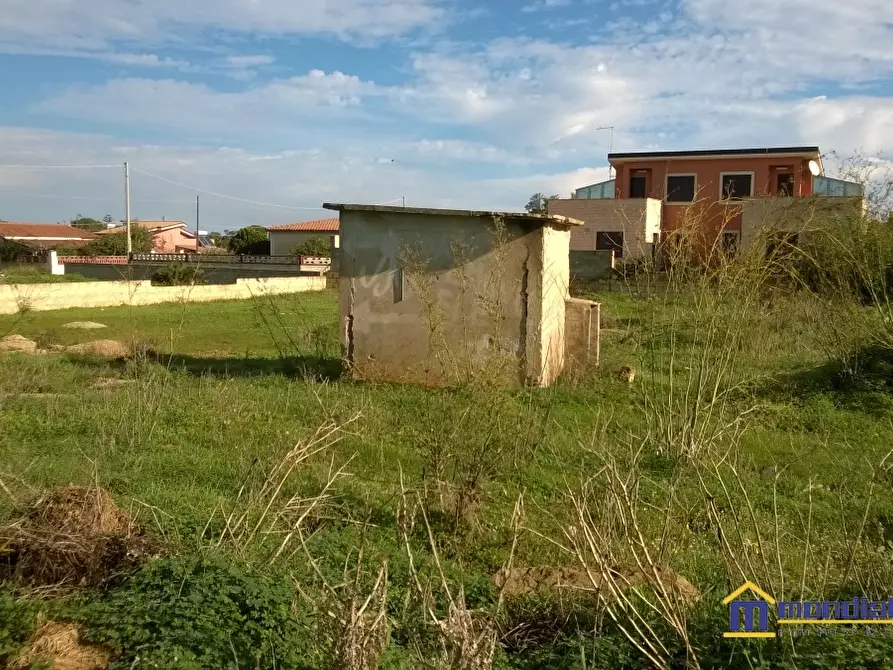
124,162 -> 132,255
597,126 -> 615,179
195,195 -> 200,252
402,196 -> 405,208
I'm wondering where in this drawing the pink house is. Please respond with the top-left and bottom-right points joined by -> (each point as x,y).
101,220 -> 198,253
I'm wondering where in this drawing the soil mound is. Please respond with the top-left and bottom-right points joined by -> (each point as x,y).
65,340 -> 131,359
1,486 -> 160,587
0,334 -> 37,353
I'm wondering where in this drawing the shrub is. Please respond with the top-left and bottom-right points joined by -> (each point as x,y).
79,556 -> 314,669
289,236 -> 332,258
0,587 -> 37,665
150,263 -> 205,286
228,226 -> 270,255
84,225 -> 153,256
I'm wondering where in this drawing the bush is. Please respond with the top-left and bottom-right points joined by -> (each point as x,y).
150,262 -> 205,286
84,225 -> 153,256
228,226 -> 270,255
289,236 -> 332,258
0,587 -> 37,665
79,556 -> 313,669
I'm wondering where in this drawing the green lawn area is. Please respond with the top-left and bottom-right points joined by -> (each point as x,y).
1,286 -> 893,668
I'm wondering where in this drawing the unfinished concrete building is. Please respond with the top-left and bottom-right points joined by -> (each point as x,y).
323,204 -> 599,388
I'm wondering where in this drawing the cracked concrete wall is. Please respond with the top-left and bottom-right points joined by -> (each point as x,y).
338,209 -> 571,387
536,224 -> 571,386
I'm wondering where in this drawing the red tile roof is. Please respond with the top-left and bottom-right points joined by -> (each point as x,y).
266,218 -> 340,232
0,222 -> 97,240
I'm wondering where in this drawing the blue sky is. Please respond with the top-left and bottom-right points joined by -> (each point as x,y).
0,0 -> 892,230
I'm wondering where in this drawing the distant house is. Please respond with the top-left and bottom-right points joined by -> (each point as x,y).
549,145 -> 865,261
266,218 -> 339,256
0,222 -> 96,259
101,220 -> 199,253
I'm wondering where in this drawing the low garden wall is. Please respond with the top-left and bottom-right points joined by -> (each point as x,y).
0,276 -> 326,315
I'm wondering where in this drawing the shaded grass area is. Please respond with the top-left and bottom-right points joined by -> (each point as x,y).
1,288 -> 893,668
0,265 -> 89,284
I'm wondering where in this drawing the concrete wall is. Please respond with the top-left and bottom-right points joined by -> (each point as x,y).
338,209 -> 573,387
565,298 -> 600,367
64,262 -> 310,284
0,276 -> 326,315
740,196 -> 864,251
547,198 -> 659,259
537,224 -> 571,386
269,231 -> 340,256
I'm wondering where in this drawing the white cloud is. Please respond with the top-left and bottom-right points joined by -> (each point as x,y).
0,0 -> 443,52
35,72 -> 387,134
225,55 -> 275,68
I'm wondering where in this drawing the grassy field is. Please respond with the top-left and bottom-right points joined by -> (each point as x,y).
1,282 -> 893,669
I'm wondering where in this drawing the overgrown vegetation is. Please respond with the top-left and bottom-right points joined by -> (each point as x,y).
150,262 -> 205,286
2,173 -> 893,667
290,236 -> 333,258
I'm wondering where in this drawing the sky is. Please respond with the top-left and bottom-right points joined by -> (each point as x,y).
0,0 -> 892,231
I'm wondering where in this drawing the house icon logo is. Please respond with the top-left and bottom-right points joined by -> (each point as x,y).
723,582 -> 777,638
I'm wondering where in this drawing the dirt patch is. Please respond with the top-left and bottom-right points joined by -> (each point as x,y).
64,340 -> 131,359
9,620 -> 111,670
62,322 -> 107,330
0,334 -> 37,353
0,486 -> 161,587
493,565 -> 699,605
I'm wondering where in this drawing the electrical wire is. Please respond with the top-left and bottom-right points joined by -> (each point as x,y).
131,167 -> 329,211
0,164 -> 120,169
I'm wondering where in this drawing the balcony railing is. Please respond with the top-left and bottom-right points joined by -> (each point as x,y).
575,179 -> 615,200
813,175 -> 864,197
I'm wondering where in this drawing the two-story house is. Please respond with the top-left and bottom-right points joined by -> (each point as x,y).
549,146 -> 864,261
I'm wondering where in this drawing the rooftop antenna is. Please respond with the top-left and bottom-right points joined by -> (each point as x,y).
597,126 -> 615,179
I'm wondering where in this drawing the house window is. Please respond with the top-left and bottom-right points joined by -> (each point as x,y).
720,173 -> 754,200
666,175 -> 696,202
629,174 -> 647,198
596,231 -> 624,258
777,173 -> 794,197
722,232 -> 740,257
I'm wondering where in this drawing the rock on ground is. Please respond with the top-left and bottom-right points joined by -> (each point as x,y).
65,340 -> 131,359
62,321 -> 107,330
0,334 -> 37,353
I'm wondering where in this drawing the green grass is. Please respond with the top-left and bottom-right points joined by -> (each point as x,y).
1,287 -> 893,668
0,265 -> 88,284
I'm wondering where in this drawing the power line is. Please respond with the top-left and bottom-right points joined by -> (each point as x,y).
9,192 -> 194,204
130,167 -> 329,211
0,164 -> 120,169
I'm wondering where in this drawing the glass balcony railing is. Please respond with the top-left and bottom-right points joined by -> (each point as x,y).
575,179 -> 615,199
813,175 -> 864,197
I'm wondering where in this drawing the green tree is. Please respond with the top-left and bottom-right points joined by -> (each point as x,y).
227,226 -> 269,254
83,225 -> 153,255
70,215 -> 105,232
525,192 -> 558,214
289,236 -> 332,258
103,215 -> 114,225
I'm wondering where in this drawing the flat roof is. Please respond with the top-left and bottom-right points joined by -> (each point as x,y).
322,203 -> 583,226
609,146 -> 821,161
